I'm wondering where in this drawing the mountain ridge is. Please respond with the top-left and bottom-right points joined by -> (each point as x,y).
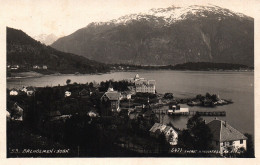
51,5 -> 254,66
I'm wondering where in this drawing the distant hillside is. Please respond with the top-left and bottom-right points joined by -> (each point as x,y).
109,62 -> 253,71
52,5 -> 254,66
171,62 -> 253,70
7,27 -> 110,74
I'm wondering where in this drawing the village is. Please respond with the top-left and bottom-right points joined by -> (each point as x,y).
7,74 -> 252,157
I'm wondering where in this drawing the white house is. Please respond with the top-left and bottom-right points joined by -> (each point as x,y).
6,111 -> 11,121
9,88 -> 19,96
149,123 -> 178,145
33,65 -> 40,69
168,105 -> 189,115
65,91 -> 71,97
42,65 -> 48,69
88,111 -> 99,117
207,118 -> 247,155
121,91 -> 132,100
11,65 -> 19,70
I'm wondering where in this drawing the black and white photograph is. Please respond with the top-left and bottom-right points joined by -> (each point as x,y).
3,0 -> 257,159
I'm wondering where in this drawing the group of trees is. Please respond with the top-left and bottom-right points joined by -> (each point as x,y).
196,93 -> 219,102
179,114 -> 213,151
98,80 -> 133,92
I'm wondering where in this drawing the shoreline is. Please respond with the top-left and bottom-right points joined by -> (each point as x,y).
7,69 -> 254,80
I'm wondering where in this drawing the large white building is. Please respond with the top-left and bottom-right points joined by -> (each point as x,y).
207,118 -> 247,155
130,74 -> 156,94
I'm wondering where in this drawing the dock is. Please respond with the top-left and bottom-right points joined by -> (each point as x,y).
153,109 -> 226,116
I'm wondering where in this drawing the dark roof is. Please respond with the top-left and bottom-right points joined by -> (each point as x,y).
207,119 -> 247,142
102,91 -> 121,101
27,86 -> 35,91
143,110 -> 154,117
79,88 -> 89,95
10,88 -> 18,92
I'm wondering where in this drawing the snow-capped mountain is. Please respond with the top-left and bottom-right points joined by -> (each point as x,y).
34,33 -> 60,45
92,5 -> 249,26
51,5 -> 253,66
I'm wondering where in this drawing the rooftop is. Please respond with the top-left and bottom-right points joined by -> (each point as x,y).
102,91 -> 121,100
149,123 -> 178,135
207,119 -> 247,142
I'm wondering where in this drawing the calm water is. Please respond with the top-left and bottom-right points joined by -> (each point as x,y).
7,70 -> 254,135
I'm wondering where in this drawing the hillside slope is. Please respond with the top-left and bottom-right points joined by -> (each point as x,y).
7,27 -> 110,74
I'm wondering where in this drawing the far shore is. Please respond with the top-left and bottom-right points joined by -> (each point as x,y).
7,69 -> 254,80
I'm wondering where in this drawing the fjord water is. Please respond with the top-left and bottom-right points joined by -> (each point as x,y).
7,70 -> 254,135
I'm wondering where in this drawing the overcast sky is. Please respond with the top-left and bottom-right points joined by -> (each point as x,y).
1,0 -> 259,37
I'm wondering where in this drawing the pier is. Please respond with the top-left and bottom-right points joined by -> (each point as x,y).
153,109 -> 226,116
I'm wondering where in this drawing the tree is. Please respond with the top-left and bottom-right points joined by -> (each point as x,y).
66,79 -> 71,85
163,93 -> 174,99
211,94 -> 218,102
158,133 -> 170,155
184,114 -> 213,150
205,93 -> 211,99
243,133 -> 255,157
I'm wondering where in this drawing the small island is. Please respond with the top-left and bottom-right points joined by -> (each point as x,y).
186,93 -> 233,107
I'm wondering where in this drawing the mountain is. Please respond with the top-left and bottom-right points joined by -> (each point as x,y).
51,5 -> 254,66
33,33 -> 60,45
7,27 -> 110,74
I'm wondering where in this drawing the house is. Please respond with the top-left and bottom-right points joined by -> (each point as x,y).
6,111 -> 11,121
65,91 -> 71,97
168,104 -> 189,115
9,88 -> 19,96
33,65 -> 40,69
26,86 -> 35,96
149,123 -> 178,145
79,88 -> 91,97
101,84 -> 121,112
42,65 -> 48,69
20,86 -> 35,96
130,74 -> 156,94
121,91 -> 132,100
9,102 -> 23,121
88,111 -> 99,117
11,65 -> 19,70
21,86 -> 28,93
207,118 -> 247,155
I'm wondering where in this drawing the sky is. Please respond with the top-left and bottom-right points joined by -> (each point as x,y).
1,0 -> 259,37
